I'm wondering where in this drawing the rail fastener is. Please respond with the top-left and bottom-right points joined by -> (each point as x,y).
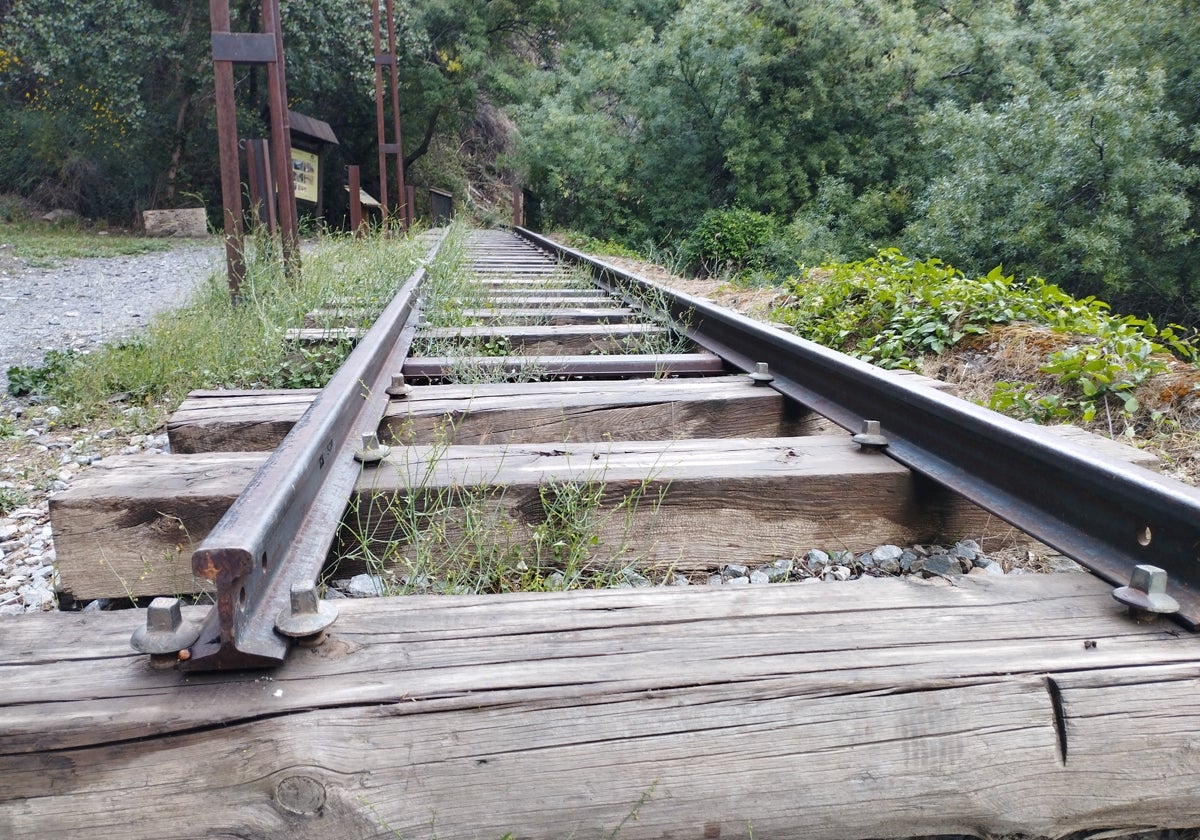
852,420 -> 890,450
1113,564 -> 1181,622
274,581 -> 338,647
747,361 -> 775,385
129,597 -> 203,669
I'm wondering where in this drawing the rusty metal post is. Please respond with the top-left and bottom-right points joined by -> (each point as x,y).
385,0 -> 408,231
372,0 -> 408,233
210,0 -> 246,299
371,0 -> 390,218
262,0 -> 300,276
244,139 -> 278,234
512,182 -> 523,227
348,165 -> 364,237
209,0 -> 299,296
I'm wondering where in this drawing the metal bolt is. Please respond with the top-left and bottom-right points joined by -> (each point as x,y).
852,420 -> 889,450
130,597 -> 202,668
386,373 -> 412,398
275,581 -> 338,647
748,362 -> 775,385
1113,564 -> 1180,622
354,431 -> 391,464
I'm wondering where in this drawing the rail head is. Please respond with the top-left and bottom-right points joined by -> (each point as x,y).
179,230 -> 446,669
515,226 -> 1200,629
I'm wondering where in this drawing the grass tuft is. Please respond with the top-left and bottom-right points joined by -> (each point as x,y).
0,218 -> 175,266
7,228 -> 431,422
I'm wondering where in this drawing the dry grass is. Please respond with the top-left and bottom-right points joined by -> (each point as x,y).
922,323 -> 1200,485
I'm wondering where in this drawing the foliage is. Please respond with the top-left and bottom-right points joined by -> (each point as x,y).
0,219 -> 172,266
772,249 -> 1199,425
339,448 -> 670,597
0,0 -> 592,225
6,0 -> 1200,319
562,233 -> 640,260
0,485 -> 28,516
908,65 -> 1199,317
0,414 -> 19,440
516,0 -> 1200,324
6,349 -> 76,397
269,342 -> 354,390
683,207 -> 776,276
0,1 -> 203,217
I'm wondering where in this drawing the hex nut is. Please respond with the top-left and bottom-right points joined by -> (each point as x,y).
852,420 -> 889,449
386,373 -> 412,398
747,362 -> 775,385
354,431 -> 391,464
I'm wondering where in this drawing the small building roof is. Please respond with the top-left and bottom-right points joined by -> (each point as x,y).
288,111 -> 338,146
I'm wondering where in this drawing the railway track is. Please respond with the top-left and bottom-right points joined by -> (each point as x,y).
49,225 -> 1200,669
9,226 -> 1200,837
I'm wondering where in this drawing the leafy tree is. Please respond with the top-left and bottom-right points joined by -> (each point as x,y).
906,1 -> 1200,319
0,1 -> 190,217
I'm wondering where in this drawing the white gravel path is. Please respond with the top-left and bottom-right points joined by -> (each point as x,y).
0,240 -> 223,392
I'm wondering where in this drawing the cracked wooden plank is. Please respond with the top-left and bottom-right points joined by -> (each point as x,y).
2,574 -> 1199,838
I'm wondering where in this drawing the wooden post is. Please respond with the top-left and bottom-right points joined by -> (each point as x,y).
244,139 -> 277,233
372,0 -> 408,232
385,0 -> 408,231
348,165 -> 364,238
262,0 -> 300,275
208,0 -> 298,296
371,0 -> 390,218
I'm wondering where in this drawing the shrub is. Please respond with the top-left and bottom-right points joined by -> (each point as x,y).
771,248 -> 1199,427
683,207 -> 776,276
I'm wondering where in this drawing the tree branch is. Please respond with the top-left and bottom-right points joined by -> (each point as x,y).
404,105 -> 443,170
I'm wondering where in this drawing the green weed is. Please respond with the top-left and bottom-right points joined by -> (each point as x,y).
773,248 -> 1199,427
0,220 -> 175,266
0,486 -> 28,515
6,349 -> 76,397
7,228 -> 430,420
334,436 -> 671,595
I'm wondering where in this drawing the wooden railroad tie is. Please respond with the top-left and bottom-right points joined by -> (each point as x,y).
5,574 -> 1200,836
54,376 -> 1155,601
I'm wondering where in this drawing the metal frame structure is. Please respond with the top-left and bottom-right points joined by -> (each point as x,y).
372,0 -> 409,230
209,0 -> 300,296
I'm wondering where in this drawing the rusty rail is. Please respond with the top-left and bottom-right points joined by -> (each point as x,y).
515,226 -> 1200,630
182,231 -> 445,669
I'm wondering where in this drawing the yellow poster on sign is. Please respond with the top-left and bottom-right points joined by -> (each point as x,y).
292,149 -> 319,204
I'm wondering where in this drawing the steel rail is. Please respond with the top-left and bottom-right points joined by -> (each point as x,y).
183,231 -> 446,669
517,227 -> 1200,629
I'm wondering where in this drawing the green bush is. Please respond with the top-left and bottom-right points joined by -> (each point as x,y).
6,350 -> 77,397
683,207 -> 777,276
771,248 -> 1199,426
